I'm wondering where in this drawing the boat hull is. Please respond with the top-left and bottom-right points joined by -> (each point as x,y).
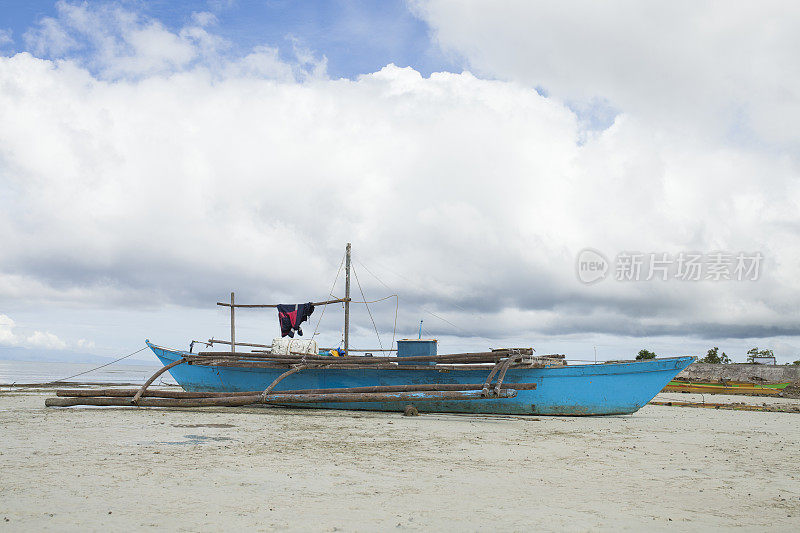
147,342 -> 693,416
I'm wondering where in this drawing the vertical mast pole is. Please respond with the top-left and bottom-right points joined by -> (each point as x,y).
230,291 -> 236,354
344,243 -> 351,355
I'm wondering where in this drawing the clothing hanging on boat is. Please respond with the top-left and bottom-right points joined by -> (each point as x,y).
277,303 -> 315,338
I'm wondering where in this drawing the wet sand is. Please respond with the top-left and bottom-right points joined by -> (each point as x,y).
1,388 -> 799,531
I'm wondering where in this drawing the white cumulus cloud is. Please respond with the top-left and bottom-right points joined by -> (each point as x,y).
76,338 -> 95,349
0,314 -> 18,345
413,0 -> 800,150
1,2 -> 799,360
0,314 -> 69,350
25,330 -> 68,350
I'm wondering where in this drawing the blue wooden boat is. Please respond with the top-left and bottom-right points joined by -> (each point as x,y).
146,341 -> 692,416
136,244 -> 693,416
46,245 -> 693,414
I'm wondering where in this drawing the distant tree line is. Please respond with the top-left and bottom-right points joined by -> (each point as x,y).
633,346 -> 796,365
745,347 -> 774,363
635,349 -> 656,360
700,346 -> 730,364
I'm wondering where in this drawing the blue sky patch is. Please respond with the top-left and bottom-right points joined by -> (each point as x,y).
1,0 -> 461,78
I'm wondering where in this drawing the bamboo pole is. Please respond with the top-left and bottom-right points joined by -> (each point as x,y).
216,298 -> 349,308
493,355 -> 521,395
56,382 -> 537,399
261,365 -> 310,400
190,357 -> 506,367
481,359 -> 504,395
339,348 -> 397,352
344,242 -> 351,356
206,340 -> 394,352
132,358 -> 186,405
195,349 -> 531,364
230,292 -> 235,353
207,339 -> 274,349
189,359 -> 334,369
187,361 -> 514,370
189,356 -> 514,366
46,389 -> 517,408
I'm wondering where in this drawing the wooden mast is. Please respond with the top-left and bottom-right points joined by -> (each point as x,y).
344,243 -> 351,355
221,245 -> 353,353
230,291 -> 236,353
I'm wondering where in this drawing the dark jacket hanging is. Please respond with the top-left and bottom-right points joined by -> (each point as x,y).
276,303 -> 315,338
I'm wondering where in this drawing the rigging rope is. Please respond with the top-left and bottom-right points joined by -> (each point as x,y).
352,264 -> 383,351
8,346 -> 150,389
49,346 -> 149,383
390,295 -> 399,349
348,293 -> 399,349
311,251 -> 346,341
274,252 -> 443,353
304,252 -> 399,352
356,258 -> 489,343
348,295 -> 397,304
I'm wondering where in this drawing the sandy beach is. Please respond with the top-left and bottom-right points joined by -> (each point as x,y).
1,388 -> 799,531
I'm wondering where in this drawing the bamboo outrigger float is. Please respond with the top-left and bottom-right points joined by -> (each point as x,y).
46,244 -> 694,415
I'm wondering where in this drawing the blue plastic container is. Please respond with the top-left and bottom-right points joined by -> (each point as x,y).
396,339 -> 437,365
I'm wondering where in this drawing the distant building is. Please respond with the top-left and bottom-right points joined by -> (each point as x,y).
751,355 -> 777,365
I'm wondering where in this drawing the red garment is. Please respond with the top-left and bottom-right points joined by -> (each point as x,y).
276,303 -> 315,337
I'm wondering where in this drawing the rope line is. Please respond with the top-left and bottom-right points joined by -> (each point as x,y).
309,253 -> 398,351
358,259 -> 476,316
50,346 -> 149,383
352,264 -> 383,351
311,251 -> 346,340
345,293 -> 399,349
390,294 -> 399,350
356,260 -> 394,291
348,295 -> 397,304
352,261 -> 398,347
7,346 -> 151,388
356,258 -> 488,342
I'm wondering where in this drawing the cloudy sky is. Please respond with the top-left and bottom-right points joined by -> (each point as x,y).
1,1 -> 799,363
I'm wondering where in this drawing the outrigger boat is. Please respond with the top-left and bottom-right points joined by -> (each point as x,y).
47,244 -> 693,415
663,379 -> 789,396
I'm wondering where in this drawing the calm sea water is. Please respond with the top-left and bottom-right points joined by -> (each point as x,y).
0,360 -> 177,385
